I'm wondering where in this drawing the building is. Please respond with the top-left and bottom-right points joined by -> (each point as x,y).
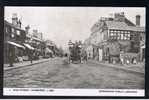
25,29 -> 45,59
44,40 -> 55,57
4,14 -> 26,63
4,13 -> 47,63
85,12 -> 145,63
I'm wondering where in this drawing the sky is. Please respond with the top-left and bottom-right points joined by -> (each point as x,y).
4,7 -> 145,49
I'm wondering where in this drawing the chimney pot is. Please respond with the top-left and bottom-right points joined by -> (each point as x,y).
12,13 -> 18,25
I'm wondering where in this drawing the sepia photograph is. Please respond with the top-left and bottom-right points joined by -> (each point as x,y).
3,7 -> 145,96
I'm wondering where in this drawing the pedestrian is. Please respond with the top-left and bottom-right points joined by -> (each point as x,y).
120,51 -> 124,65
63,53 -> 69,65
9,52 -> 14,67
82,51 -> 87,63
8,45 -> 15,67
28,50 -> 33,63
133,57 -> 137,64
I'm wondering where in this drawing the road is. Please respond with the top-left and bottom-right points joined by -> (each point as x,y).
4,57 -> 144,89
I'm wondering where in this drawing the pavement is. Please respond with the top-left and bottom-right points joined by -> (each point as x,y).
88,60 -> 145,74
4,58 -> 50,71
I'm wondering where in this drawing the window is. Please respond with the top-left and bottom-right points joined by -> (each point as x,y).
124,34 -> 127,40
5,27 -> 8,33
127,34 -> 130,40
117,31 -> 120,34
16,30 -> 20,35
121,34 -> 124,40
111,32 -> 113,36
110,30 -> 113,33
117,33 -> 120,40
11,34 -> 14,38
128,34 -> 130,37
11,28 -> 15,33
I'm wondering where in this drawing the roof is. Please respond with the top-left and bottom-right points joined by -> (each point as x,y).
32,37 -> 43,42
4,20 -> 25,31
105,21 -> 145,32
106,21 -> 128,30
124,18 -> 136,26
128,26 -> 145,32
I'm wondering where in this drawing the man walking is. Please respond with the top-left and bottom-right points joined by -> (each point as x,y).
120,51 -> 124,65
28,49 -> 33,63
8,45 -> 15,67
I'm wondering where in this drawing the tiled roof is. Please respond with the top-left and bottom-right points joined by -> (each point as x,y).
105,21 -> 128,30
105,21 -> 145,32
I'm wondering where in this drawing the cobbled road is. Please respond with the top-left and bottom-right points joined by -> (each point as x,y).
4,57 -> 144,89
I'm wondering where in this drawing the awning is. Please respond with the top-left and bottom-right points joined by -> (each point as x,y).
141,45 -> 145,49
7,41 -> 25,49
32,37 -> 43,42
45,48 -> 53,53
23,43 -> 34,50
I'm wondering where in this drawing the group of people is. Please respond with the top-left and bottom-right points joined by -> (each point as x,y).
119,51 -> 138,65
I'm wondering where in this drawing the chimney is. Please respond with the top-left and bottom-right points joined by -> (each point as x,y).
114,12 -> 125,22
25,25 -> 30,34
17,19 -> 22,28
12,13 -> 18,26
136,15 -> 141,26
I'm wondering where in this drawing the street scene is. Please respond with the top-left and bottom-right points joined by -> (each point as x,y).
4,7 -> 145,89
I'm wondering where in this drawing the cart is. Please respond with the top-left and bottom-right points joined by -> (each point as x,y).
68,44 -> 81,63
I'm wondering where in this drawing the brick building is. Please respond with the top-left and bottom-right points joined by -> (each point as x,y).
4,14 -> 26,63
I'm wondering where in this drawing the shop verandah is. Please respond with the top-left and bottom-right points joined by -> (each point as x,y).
4,40 -> 47,65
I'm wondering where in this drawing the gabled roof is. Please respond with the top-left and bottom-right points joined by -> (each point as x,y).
105,20 -> 145,32
124,18 -> 136,26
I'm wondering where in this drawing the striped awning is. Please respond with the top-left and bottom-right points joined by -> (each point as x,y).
23,43 -> 34,50
7,41 -> 25,49
45,48 -> 53,53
